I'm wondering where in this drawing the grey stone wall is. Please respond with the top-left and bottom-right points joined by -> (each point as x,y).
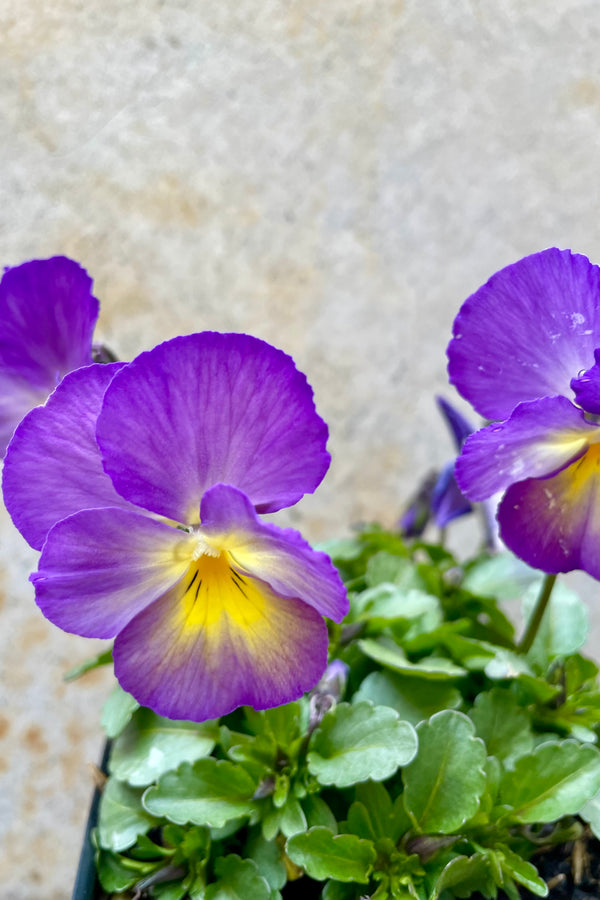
2,1 -> 600,895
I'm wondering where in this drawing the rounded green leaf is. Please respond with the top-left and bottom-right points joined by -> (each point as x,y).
109,708 -> 217,786
286,827 -> 376,883
522,581 -> 589,666
580,787 -> 600,839
354,670 -> 461,725
98,776 -> 157,851
499,740 -> 600,823
469,688 -> 533,763
246,832 -> 287,891
206,855 -> 270,900
307,701 -> 417,787
143,759 -> 256,828
101,685 -> 139,739
403,710 -> 486,833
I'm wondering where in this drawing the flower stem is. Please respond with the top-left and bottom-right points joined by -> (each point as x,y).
517,573 -> 557,654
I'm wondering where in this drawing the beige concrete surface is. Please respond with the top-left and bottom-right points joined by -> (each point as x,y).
2,1 -> 600,896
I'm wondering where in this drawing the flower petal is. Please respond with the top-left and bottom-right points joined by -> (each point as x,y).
0,368 -> 50,458
0,257 -> 99,452
32,509 -> 194,637
455,396 -> 596,501
97,333 -> 330,522
448,249 -> 600,419
498,445 -> 600,578
2,363 -> 136,550
113,570 -> 329,721
571,348 -> 600,414
198,483 -> 348,622
431,462 -> 472,527
436,396 -> 473,450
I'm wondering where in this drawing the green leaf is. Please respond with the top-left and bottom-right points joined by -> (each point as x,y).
63,646 -> 113,681
244,702 -> 303,750
403,710 -> 486,833
564,653 -> 599,693
522,581 -> 589,667
498,845 -> 547,896
365,551 -> 424,590
469,688 -> 534,763
430,853 -> 495,900
354,781 -> 392,837
205,855 -> 271,900
483,647 -> 534,681
143,759 -> 257,828
152,881 -> 188,900
358,637 -> 466,679
98,776 -> 157,851
316,537 -> 366,564
322,882 -> 361,900
307,701 -> 417,787
101,684 -> 140,739
357,587 -> 443,643
280,797 -> 308,837
579,787 -> 600,839
246,832 -> 287,891
462,552 -> 542,601
500,740 -> 600,823
439,633 -> 497,671
93,847 -> 141,893
302,795 -> 338,833
354,670 -> 461,725
286,827 -> 376,882
109,708 -> 217,786
224,731 -> 275,781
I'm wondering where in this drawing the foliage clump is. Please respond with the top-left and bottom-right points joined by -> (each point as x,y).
91,526 -> 600,899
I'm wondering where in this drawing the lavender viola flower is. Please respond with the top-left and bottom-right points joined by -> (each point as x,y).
430,397 -> 473,529
0,256 -> 99,456
3,332 -> 348,721
399,397 -> 472,537
447,247 -> 600,579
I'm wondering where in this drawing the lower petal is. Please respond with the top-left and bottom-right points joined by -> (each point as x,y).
498,444 -> 600,578
199,484 -> 348,622
113,567 -> 329,721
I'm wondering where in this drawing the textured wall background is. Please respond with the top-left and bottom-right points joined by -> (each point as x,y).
2,1 -> 600,896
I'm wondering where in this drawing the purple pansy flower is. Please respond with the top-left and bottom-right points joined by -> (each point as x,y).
431,396 -> 474,528
3,332 -> 348,721
399,397 -> 473,537
447,247 -> 600,579
0,256 -> 99,456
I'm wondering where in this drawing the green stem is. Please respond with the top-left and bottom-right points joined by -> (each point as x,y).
517,573 -> 557,654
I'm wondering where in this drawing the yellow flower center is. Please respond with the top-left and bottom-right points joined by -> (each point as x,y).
179,548 -> 266,632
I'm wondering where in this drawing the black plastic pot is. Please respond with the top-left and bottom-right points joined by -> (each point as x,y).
72,742 -> 110,900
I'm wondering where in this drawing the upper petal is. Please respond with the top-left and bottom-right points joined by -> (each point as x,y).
448,248 -> 600,419
436,396 -> 474,450
113,565 -> 329,721
0,256 -> 99,400
455,396 -> 596,502
198,483 -> 349,622
498,444 -> 600,579
2,363 -> 136,550
96,333 -> 330,523
32,508 -> 195,638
